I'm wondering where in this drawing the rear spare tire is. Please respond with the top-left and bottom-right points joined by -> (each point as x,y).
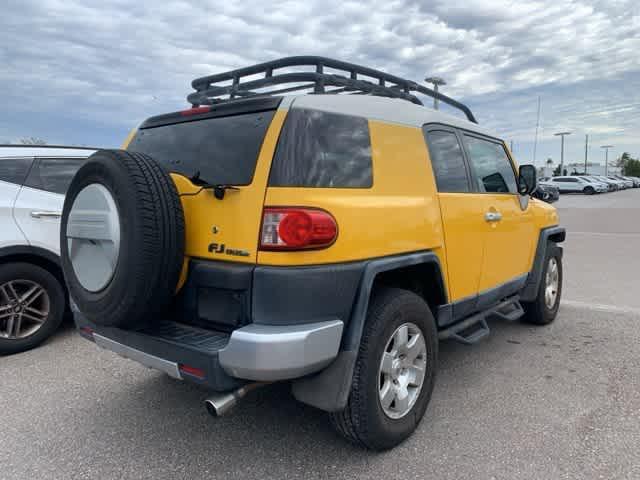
60,149 -> 185,328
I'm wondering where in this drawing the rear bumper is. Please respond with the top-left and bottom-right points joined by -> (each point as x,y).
75,313 -> 343,388
219,320 -> 343,381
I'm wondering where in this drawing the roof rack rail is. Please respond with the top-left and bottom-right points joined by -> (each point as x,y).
187,56 -> 477,124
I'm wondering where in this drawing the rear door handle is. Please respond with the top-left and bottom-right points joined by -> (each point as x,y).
30,210 -> 62,219
484,211 -> 502,222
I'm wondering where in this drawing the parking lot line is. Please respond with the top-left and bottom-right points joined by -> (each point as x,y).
562,299 -> 640,316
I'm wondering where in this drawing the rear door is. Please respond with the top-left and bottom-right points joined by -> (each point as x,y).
461,134 -> 535,294
14,157 -> 86,254
0,156 -> 34,248
127,100 -> 285,263
423,126 -> 485,315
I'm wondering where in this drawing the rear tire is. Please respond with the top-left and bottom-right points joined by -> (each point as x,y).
329,288 -> 438,450
522,244 -> 562,325
0,262 -> 65,355
60,149 -> 185,329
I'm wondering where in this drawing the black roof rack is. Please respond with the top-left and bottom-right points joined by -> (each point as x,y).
187,56 -> 477,124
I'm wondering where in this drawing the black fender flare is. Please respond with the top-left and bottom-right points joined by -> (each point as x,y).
520,226 -> 566,302
0,245 -> 60,266
292,251 -> 445,412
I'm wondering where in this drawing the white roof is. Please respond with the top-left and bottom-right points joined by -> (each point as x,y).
280,94 -> 497,139
0,145 -> 96,158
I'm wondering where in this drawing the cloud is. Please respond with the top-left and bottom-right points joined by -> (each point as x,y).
1,0 -> 638,163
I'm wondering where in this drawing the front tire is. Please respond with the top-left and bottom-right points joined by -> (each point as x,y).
0,263 -> 65,355
329,288 -> 438,450
522,244 -> 562,325
583,186 -> 595,195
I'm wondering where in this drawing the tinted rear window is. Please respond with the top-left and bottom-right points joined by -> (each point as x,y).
129,110 -> 276,186
269,109 -> 373,188
0,157 -> 33,185
24,157 -> 85,194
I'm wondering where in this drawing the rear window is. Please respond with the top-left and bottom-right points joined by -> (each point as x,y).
24,157 -> 85,194
269,109 -> 373,188
129,110 -> 276,186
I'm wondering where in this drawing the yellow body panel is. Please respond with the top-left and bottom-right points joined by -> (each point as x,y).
169,110 -> 287,263
477,194 -> 536,291
124,104 -> 560,305
436,193 -> 486,301
258,120 -> 448,292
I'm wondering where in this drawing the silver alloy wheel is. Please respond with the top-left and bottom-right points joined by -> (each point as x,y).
0,280 -> 50,339
544,257 -> 559,309
378,322 -> 427,419
66,183 -> 121,292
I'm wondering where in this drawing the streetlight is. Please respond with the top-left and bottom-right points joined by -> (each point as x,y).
424,76 -> 446,110
601,145 -> 614,175
554,131 -> 572,175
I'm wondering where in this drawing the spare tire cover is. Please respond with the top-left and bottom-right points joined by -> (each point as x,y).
60,149 -> 185,328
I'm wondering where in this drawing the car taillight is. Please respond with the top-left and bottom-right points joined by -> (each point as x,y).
260,208 -> 338,250
178,364 -> 206,379
180,106 -> 211,116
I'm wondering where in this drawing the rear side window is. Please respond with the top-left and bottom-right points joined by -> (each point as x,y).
424,130 -> 470,193
269,109 -> 372,188
464,136 -> 517,194
24,158 -> 85,194
0,158 -> 33,185
129,110 -> 276,186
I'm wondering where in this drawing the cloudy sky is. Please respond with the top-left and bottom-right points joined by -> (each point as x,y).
1,0 -> 639,167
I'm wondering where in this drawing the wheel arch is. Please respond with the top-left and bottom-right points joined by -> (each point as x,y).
292,251 -> 446,412
0,245 -> 66,300
520,226 -> 565,302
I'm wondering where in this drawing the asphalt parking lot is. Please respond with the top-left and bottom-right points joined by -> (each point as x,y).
2,189 -> 639,480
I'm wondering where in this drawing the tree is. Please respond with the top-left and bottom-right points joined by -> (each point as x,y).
19,137 -> 47,145
553,164 -> 561,176
622,158 -> 640,176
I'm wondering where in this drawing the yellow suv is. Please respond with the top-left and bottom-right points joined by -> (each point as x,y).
61,57 -> 565,450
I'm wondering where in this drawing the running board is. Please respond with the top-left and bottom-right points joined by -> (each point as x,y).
438,296 -> 524,345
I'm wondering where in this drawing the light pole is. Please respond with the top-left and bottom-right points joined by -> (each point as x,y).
554,131 -> 572,175
601,145 -> 613,175
424,76 -> 446,110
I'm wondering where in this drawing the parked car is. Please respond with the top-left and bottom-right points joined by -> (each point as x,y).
532,183 -> 560,203
620,176 -> 640,187
587,175 -> 618,191
548,175 -> 606,194
63,57 -> 565,450
578,176 -> 610,193
608,176 -> 631,189
611,175 -> 634,188
0,145 -> 94,354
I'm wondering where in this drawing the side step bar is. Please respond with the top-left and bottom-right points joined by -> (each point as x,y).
438,296 -> 524,345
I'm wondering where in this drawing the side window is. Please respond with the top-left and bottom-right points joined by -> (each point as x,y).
24,158 -> 85,195
424,130 -> 469,193
464,135 -> 518,194
269,109 -> 372,188
0,158 -> 33,185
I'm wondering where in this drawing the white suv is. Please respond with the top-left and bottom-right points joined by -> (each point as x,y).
0,145 -> 95,354
549,175 -> 607,194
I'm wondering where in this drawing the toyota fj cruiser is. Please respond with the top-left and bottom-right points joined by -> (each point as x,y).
62,57 -> 565,450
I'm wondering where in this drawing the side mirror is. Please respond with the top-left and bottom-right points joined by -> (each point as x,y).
518,164 -> 537,196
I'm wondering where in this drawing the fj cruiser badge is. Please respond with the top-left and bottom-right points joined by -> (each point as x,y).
208,243 -> 250,257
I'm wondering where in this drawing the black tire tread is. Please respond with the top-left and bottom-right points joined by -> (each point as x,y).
61,149 -> 185,328
329,287 -> 438,449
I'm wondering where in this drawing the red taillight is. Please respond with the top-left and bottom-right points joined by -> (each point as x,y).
78,326 -> 95,342
260,208 -> 338,250
180,106 -> 211,116
178,364 -> 206,379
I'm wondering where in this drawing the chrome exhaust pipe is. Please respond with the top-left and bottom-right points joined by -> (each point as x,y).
204,382 -> 267,417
